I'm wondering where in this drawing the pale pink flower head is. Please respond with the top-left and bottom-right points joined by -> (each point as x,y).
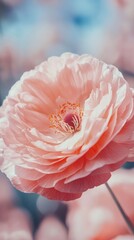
67,169 -> 134,240
0,53 -> 134,201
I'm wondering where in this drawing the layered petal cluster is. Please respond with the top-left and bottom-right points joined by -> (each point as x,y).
0,53 -> 134,200
67,169 -> 134,240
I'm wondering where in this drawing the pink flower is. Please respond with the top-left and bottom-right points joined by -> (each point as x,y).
0,173 -> 17,222
113,236 -> 134,240
0,208 -> 32,240
0,173 -> 15,208
67,169 -> 134,240
35,216 -> 68,240
0,53 -> 134,201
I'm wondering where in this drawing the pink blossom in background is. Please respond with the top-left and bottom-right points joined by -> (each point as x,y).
0,39 -> 16,83
0,173 -> 15,207
0,173 -> 32,239
81,0 -> 134,77
67,169 -> 134,240
110,0 -> 134,73
0,173 -> 16,221
35,216 -> 68,240
0,208 -> 33,240
0,53 -> 134,201
113,236 -> 134,240
0,22 -> 57,86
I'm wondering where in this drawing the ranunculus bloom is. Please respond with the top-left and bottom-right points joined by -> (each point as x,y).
67,169 -> 134,240
0,53 -> 134,201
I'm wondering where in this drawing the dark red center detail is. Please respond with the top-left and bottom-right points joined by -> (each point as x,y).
64,113 -> 77,129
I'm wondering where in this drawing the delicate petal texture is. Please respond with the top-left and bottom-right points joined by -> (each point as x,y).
35,216 -> 68,240
67,169 -> 134,240
0,53 -> 134,200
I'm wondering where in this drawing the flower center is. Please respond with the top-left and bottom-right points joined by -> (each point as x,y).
64,113 -> 79,129
49,102 -> 83,134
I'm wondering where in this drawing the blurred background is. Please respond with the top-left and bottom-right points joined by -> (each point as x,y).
0,0 -> 134,239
